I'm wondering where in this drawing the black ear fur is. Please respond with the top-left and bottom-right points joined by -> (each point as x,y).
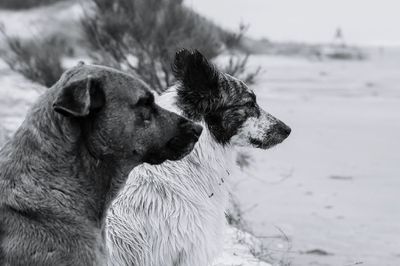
53,76 -> 104,117
172,49 -> 219,94
172,49 -> 220,118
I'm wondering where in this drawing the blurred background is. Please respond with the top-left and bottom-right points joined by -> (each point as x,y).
0,0 -> 399,265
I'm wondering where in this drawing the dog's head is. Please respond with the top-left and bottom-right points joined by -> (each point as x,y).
52,64 -> 202,166
172,49 -> 290,149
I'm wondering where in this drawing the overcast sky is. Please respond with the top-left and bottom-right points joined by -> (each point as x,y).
186,0 -> 400,46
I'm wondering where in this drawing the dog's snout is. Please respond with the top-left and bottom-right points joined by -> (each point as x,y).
191,124 -> 203,138
178,117 -> 191,126
178,118 -> 203,137
274,121 -> 291,137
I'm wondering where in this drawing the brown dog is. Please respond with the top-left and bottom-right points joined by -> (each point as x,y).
0,63 -> 202,265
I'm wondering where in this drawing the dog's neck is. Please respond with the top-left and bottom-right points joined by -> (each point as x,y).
0,90 -> 131,229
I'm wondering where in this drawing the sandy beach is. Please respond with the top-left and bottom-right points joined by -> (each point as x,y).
233,51 -> 400,266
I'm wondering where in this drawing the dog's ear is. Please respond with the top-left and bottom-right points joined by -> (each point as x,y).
53,75 -> 105,117
172,49 -> 220,118
172,49 -> 219,94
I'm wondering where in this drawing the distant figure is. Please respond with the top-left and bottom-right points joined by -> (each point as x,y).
333,27 -> 346,47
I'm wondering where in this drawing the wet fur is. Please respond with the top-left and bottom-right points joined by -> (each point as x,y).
107,49 -> 291,266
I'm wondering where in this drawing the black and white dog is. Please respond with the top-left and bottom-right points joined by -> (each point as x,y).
107,49 -> 291,266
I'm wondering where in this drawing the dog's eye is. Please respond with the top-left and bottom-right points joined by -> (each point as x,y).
137,93 -> 155,107
142,109 -> 152,125
245,102 -> 256,108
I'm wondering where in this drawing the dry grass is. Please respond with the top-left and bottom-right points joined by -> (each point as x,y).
226,194 -> 293,266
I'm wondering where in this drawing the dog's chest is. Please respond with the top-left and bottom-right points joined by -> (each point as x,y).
125,153 -> 231,265
151,137 -> 232,206
130,149 -> 231,209
110,129 -> 236,265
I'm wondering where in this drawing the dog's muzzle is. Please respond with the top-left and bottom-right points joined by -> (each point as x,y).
166,120 -> 203,159
250,121 -> 291,149
144,120 -> 202,165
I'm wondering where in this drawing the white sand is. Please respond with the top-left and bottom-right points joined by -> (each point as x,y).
233,52 -> 400,266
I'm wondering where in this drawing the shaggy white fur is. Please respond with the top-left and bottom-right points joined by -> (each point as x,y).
107,87 -> 236,266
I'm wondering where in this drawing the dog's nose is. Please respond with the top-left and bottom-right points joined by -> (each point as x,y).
191,124 -> 203,138
178,118 -> 203,138
274,121 -> 291,137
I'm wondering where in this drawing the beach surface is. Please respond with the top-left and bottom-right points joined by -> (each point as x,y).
233,50 -> 400,266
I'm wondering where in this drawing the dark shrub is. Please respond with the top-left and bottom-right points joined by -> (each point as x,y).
1,32 -> 65,87
223,54 -> 262,85
82,0 -> 258,93
0,0 -> 67,10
